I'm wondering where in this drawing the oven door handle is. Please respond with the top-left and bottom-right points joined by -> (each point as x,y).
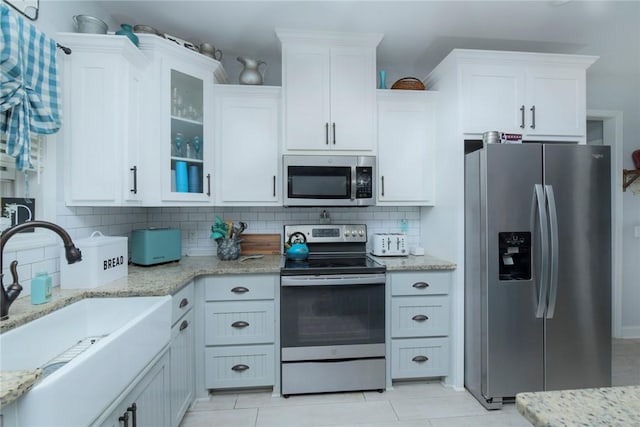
281,274 -> 386,287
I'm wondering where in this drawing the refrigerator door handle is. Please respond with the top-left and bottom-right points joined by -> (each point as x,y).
531,184 -> 550,318
545,185 -> 560,319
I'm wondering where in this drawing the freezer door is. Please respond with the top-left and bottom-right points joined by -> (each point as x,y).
543,144 -> 611,390
483,144 -> 544,398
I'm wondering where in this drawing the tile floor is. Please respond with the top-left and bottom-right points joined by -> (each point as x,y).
180,339 -> 639,427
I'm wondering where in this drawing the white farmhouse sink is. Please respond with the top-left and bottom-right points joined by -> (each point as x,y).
0,296 -> 171,427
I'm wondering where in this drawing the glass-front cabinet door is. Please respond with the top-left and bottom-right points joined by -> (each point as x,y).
137,34 -> 224,205
162,64 -> 213,202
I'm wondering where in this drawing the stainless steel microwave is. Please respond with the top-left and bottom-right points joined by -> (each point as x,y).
283,155 -> 376,207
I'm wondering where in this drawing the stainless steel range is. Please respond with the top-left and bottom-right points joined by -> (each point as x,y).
280,224 -> 386,397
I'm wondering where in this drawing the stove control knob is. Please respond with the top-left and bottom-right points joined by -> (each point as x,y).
351,230 -> 357,237
358,229 -> 364,236
344,230 -> 350,237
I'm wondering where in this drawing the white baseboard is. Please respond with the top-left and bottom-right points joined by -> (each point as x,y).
620,326 -> 640,339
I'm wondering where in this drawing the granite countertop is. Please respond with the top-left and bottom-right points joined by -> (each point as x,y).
370,253 -> 456,271
0,252 -> 454,407
0,370 -> 43,407
516,386 -> 640,426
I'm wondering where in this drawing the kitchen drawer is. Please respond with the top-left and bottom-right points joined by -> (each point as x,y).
205,301 -> 275,345
390,271 -> 451,296
203,274 -> 277,301
172,282 -> 194,325
391,337 -> 449,379
204,344 -> 274,389
391,295 -> 449,338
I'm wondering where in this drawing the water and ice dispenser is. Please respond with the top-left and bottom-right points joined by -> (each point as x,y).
498,232 -> 531,280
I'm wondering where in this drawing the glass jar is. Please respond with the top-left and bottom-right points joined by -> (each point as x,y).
192,136 -> 201,160
174,132 -> 183,157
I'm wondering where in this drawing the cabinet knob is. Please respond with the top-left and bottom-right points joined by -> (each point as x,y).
231,320 -> 250,329
179,320 -> 189,331
325,122 -> 329,145
332,122 -> 336,145
530,105 -> 536,129
231,364 -> 250,372
520,105 -> 525,129
130,166 -> 138,194
119,411 -> 129,427
412,355 -> 429,363
412,282 -> 429,289
231,286 -> 249,294
412,314 -> 429,322
127,403 -> 137,427
179,297 -> 189,309
206,173 -> 211,196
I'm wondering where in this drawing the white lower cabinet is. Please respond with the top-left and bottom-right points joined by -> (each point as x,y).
201,274 -> 277,390
204,344 -> 275,388
170,282 -> 195,427
389,271 -> 451,380
95,349 -> 170,427
391,338 -> 450,379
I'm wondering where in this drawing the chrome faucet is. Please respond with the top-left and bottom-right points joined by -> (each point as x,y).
1,220 -> 82,320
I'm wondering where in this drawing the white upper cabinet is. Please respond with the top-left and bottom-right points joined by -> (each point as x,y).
456,50 -> 596,140
58,33 -> 149,206
277,29 -> 382,153
214,85 -> 281,205
377,90 -> 437,205
137,34 -> 227,206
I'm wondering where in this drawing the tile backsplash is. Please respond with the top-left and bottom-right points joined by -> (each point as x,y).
6,205 -> 420,295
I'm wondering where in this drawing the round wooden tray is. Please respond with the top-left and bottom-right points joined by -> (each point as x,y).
391,77 -> 425,90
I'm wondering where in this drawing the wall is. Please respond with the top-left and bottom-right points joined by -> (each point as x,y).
588,71 -> 640,338
148,206 -> 421,256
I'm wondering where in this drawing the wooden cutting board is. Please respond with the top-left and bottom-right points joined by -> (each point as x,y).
240,234 -> 281,255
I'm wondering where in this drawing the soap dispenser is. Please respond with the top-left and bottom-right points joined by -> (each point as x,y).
31,272 -> 52,305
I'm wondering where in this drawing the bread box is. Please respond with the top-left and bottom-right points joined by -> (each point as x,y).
60,231 -> 128,289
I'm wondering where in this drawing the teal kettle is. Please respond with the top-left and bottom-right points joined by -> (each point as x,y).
285,232 -> 309,261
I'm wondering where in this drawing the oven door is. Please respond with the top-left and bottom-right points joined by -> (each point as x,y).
280,274 -> 386,361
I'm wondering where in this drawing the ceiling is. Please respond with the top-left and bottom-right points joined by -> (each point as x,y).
91,1 -> 639,83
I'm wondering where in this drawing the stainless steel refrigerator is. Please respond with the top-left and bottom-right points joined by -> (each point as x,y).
464,143 -> 611,410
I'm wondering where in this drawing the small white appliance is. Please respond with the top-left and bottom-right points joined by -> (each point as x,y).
370,233 -> 408,256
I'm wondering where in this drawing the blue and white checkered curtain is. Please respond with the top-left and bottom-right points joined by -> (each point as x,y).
0,3 -> 61,171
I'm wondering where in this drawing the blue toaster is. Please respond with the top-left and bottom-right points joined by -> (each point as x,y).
130,228 -> 182,266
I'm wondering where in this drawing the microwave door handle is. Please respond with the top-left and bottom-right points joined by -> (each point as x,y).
351,167 -> 357,201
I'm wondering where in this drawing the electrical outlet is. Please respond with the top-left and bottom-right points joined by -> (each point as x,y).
187,230 -> 197,241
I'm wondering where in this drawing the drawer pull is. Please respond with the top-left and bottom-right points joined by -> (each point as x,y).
412,355 -> 429,363
179,297 -> 189,308
412,314 -> 429,322
231,286 -> 249,294
179,320 -> 189,331
231,364 -> 250,372
412,282 -> 429,289
231,320 -> 250,329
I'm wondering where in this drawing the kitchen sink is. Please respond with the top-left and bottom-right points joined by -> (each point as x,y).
0,296 -> 171,426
